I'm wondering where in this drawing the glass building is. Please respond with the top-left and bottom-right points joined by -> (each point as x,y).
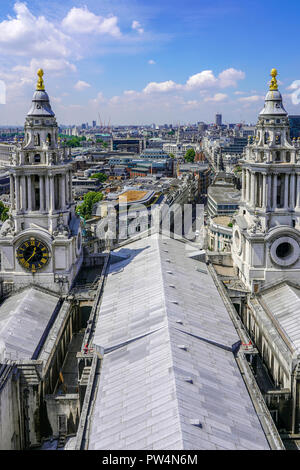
289,115 -> 300,139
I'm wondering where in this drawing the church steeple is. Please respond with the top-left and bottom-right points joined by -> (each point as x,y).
232,69 -> 300,293
0,70 -> 82,294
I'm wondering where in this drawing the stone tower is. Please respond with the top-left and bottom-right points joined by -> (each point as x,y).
0,69 -> 83,293
232,69 -> 300,293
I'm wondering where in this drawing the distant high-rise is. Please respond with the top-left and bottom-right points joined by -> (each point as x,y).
215,113 -> 222,126
92,120 -> 96,128
289,115 -> 300,139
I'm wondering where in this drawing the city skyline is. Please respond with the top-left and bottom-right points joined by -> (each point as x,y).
0,0 -> 300,125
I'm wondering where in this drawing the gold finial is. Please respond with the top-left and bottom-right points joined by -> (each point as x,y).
269,68 -> 278,90
37,68 -> 45,90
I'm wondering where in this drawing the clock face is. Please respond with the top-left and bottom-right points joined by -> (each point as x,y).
16,237 -> 50,273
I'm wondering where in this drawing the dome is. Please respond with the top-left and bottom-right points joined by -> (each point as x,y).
27,88 -> 55,117
259,89 -> 287,116
26,70 -> 55,118
31,90 -> 51,102
259,69 -> 287,116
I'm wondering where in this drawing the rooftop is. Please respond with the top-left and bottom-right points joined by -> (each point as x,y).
259,282 -> 300,355
208,184 -> 240,205
0,287 -> 60,361
87,233 -> 269,450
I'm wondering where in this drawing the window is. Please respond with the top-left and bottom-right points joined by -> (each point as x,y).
276,242 -> 293,259
34,154 -> 41,163
34,134 -> 40,146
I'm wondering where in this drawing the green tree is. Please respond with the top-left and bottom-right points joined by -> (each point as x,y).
76,191 -> 103,220
184,148 -> 195,162
0,201 -> 9,222
102,142 -> 109,149
90,173 -> 108,182
169,153 -> 175,159
233,165 -> 242,173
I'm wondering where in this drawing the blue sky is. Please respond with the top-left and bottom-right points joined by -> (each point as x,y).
0,0 -> 300,125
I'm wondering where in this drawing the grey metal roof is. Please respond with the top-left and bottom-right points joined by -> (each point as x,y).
208,184 -> 240,205
0,287 -> 59,361
260,283 -> 300,353
88,234 -> 269,450
27,89 -> 55,117
259,90 -> 287,116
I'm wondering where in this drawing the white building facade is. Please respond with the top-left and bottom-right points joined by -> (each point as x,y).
232,69 -> 300,293
0,70 -> 83,294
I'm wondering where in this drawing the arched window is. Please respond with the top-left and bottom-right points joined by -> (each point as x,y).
47,133 -> 51,145
275,151 -> 281,162
34,154 -> 41,163
286,152 -> 291,162
264,132 -> 269,144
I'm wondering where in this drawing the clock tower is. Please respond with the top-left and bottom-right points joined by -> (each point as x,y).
0,70 -> 83,293
232,69 -> 300,293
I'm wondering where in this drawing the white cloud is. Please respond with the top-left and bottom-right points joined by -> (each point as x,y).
186,70 -> 218,89
234,91 -> 246,95
218,68 -> 245,88
148,59 -> 156,65
90,91 -> 106,106
238,95 -> 263,103
51,96 -> 62,104
13,58 -> 76,77
132,20 -> 144,34
143,80 -> 182,93
204,93 -> 228,102
62,6 -> 121,38
74,80 -> 91,91
287,80 -> 300,91
0,2 -> 70,58
185,68 -> 245,90
141,68 -> 245,96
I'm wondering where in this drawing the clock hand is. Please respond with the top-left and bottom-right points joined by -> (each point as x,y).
26,247 -> 36,263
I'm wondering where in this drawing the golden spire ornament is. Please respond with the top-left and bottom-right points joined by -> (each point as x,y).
36,68 -> 45,90
269,68 -> 278,91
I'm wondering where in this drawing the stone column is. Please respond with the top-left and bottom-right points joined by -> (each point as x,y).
27,176 -> 32,211
290,174 -> 295,210
272,174 -> 277,209
15,176 -> 20,211
45,176 -> 50,211
10,175 -> 14,210
284,173 -> 289,210
21,176 -> 26,210
262,174 -> 267,209
296,174 -> 300,209
50,175 -> 55,212
267,174 -> 272,210
65,172 -> 69,205
69,170 -> 73,203
39,175 -> 45,211
251,172 -> 255,206
242,169 -> 245,201
60,174 -> 66,209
